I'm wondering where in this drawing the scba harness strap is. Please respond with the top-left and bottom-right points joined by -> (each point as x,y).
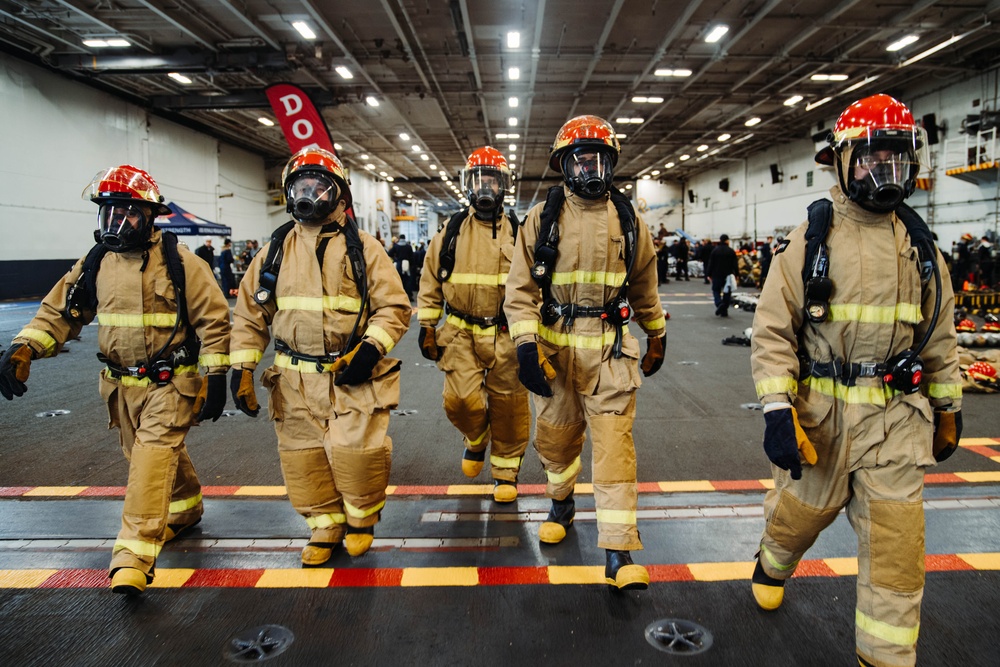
437,208 -> 521,282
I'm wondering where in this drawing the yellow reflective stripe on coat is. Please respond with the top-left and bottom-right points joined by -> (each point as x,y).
447,272 -> 508,286
168,492 -> 203,514
538,324 -> 626,350
365,324 -> 395,353
755,376 -> 798,398
595,508 -> 637,525
112,365 -> 199,387
343,499 -> 385,519
855,609 -> 919,646
97,312 -> 177,328
828,303 -> 922,324
928,382 -> 962,399
275,295 -> 363,313
198,354 -> 230,368
545,456 -> 582,484
509,320 -> 539,338
760,543 -> 798,572
550,270 -> 626,287
306,513 -> 347,529
274,353 -> 337,373
230,349 -> 263,365
418,307 -> 443,321
446,314 -> 497,337
490,454 -> 522,470
804,377 -> 899,405
17,328 -> 57,354
641,316 -> 666,331
113,539 -> 161,558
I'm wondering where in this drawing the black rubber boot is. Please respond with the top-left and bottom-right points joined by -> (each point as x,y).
538,494 -> 575,544
605,550 -> 649,590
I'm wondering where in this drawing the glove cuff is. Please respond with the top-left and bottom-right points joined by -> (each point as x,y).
762,402 -> 791,413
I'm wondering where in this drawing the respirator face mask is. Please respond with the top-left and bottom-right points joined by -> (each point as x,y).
562,147 -> 614,199
98,203 -> 150,251
847,145 -> 917,213
287,174 -> 338,224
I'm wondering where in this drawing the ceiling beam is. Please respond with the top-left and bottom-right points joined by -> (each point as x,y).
134,0 -> 219,52
215,0 -> 282,51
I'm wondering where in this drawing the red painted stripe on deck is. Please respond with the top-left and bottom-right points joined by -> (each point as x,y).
39,568 -> 108,588
711,479 -> 767,491
183,568 -> 264,587
391,485 -> 450,495
647,564 -> 696,582
924,473 -> 966,484
477,566 -> 550,585
965,445 -> 999,459
793,560 -> 839,578
0,487 -> 34,497
329,567 -> 404,587
925,554 -> 976,572
78,486 -> 128,496
200,486 -> 243,496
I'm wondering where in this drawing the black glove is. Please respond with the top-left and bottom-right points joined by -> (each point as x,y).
230,368 -> 260,417
0,343 -> 32,401
762,405 -> 818,480
640,334 -> 666,377
194,374 -> 227,422
333,340 -> 381,386
418,325 -> 441,361
933,410 -> 963,462
516,342 -> 555,397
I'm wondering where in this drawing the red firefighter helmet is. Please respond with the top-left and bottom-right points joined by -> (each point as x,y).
549,115 -> 620,172
82,165 -> 171,216
282,147 -> 352,209
462,146 -> 512,214
957,318 -> 977,333
968,361 -> 997,382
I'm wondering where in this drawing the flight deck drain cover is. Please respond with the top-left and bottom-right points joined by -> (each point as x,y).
36,409 -> 71,418
224,625 -> 294,663
677,360 -> 699,365
644,618 -> 713,655
740,403 -> 763,410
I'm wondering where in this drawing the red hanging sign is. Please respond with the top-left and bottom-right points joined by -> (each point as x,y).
264,83 -> 336,155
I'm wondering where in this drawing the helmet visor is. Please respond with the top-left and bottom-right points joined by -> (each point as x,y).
287,173 -> 338,223
463,167 -> 508,208
98,203 -> 149,250
563,149 -> 614,183
851,146 -> 917,190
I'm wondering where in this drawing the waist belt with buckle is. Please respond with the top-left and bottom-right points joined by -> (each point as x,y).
445,304 -> 508,330
274,339 -> 342,373
541,300 -> 606,328
98,353 -> 193,386
803,358 -> 887,386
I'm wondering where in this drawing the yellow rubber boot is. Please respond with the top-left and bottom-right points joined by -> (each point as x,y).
301,542 -> 336,566
605,550 -> 649,590
345,526 -> 375,557
461,447 -> 486,478
110,567 -> 147,595
751,558 -> 785,611
538,495 -> 575,544
493,480 -> 518,503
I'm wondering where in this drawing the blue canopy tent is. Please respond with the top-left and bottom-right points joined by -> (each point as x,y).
155,202 -> 232,236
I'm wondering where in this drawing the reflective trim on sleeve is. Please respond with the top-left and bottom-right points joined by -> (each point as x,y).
550,270 -> 626,288
230,349 -> 264,365
595,508 -> 637,525
928,383 -> 962,399
343,499 -> 385,519
640,316 -> 666,331
447,272 -> 508,286
97,312 -> 177,328
446,314 -> 497,337
545,456 -> 582,484
509,320 -> 539,338
306,513 -> 347,529
828,303 -> 922,325
538,324 -> 626,350
804,377 -> 898,405
275,352 -> 336,373
16,328 -> 57,354
760,543 -> 798,572
111,365 -> 199,387
365,325 -> 395,354
275,295 -> 363,313
855,608 -> 919,647
198,354 -> 230,368
168,492 -> 203,514
418,307 -> 443,321
490,454 -> 523,470
755,376 -> 798,398
113,538 -> 161,558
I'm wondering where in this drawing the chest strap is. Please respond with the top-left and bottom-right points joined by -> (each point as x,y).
801,357 -> 887,386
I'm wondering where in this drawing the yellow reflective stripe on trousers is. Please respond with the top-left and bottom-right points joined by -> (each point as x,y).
447,272 -> 508,286
468,427 -> 490,448
760,543 -> 798,572
306,513 -> 347,529
828,303 -> 922,324
446,314 -> 497,336
538,324 -> 625,350
113,365 -> 199,387
509,320 -> 539,338
490,454 -> 522,470
804,377 -> 899,405
595,508 -> 637,525
546,456 -> 582,484
17,328 -> 57,354
855,609 -> 919,647
928,382 -> 962,399
198,354 -> 230,367
418,307 -> 443,321
343,499 -> 385,519
230,349 -> 264,365
274,352 -> 336,373
365,324 -> 396,353
550,270 -> 626,287
168,492 -> 203,514
641,316 -> 666,331
113,539 -> 161,558
275,295 -> 362,312
97,312 -> 177,328
755,376 -> 798,398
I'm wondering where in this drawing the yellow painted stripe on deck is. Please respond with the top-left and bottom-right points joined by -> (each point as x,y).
992,456 -> 1000,465
957,552 -> 1000,570
759,479 -> 776,489
0,569 -> 57,587
147,569 -> 195,588
385,485 -> 398,494
959,437 -> 999,446
446,484 -> 493,495
401,567 -> 479,587
688,561 -> 754,582
955,472 -> 1000,483
233,486 -> 287,496
824,557 -> 859,576
574,483 -> 594,495
256,569 -> 334,588
22,486 -> 87,496
659,480 -> 715,492
547,566 -> 606,585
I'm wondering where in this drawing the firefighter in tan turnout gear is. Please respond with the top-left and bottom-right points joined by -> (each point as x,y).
750,95 -> 963,667
504,116 -> 667,590
417,147 -> 529,503
230,148 -> 410,566
0,165 -> 231,595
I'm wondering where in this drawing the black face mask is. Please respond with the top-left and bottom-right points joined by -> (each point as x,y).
562,148 -> 614,199
96,203 -> 152,252
845,146 -> 916,213
287,174 -> 337,224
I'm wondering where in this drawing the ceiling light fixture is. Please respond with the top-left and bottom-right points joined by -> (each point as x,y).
696,144 -> 708,152
717,133 -> 731,142
420,154 -> 429,161
784,95 -> 803,106
507,31 -> 520,49
733,133 -> 754,144
654,68 -> 692,77
291,21 -> 317,40
509,144 -> 517,151
642,174 -> 651,180
616,133 -> 627,139
665,162 -> 675,168
810,73 -> 848,81
360,154 -> 369,159
508,67 -> 520,80
705,25 -> 729,43
745,117 -> 761,127
412,145 -> 421,152
334,143 -> 343,150
257,117 -> 274,126
430,165 -> 437,170
83,39 -> 108,47
886,35 -> 919,52
379,171 -> 387,177
509,96 -> 519,108
679,154 -> 690,161
899,30 -> 975,68
366,96 -> 379,107
106,39 -> 130,47
168,72 -> 192,85
651,170 -> 660,176
335,66 -> 353,79
508,117 -> 518,126
399,132 -> 410,141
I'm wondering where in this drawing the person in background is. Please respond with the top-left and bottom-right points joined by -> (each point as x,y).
674,237 -> 690,281
195,238 -> 215,267
759,235 -> 774,287
978,236 -> 994,288
706,234 -> 738,317
219,238 -> 236,297
389,234 -> 415,300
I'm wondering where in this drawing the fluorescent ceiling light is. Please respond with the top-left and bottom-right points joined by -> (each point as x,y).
509,96 -> 519,108
83,39 -> 108,47
365,164 -> 375,170
508,117 -> 518,126
665,162 -> 675,168
784,95 -> 803,106
508,67 -> 520,80
705,25 -> 729,43
360,154 -> 369,159
709,148 -> 721,156
679,154 -> 690,161
399,132 -> 410,141
257,117 -> 274,126
387,176 -> 394,182
392,185 -> 400,190
509,144 -> 517,151
334,143 -> 342,150
886,34 -> 918,52
616,133 -> 627,139
899,31 -> 972,68
805,97 -> 832,111
642,174 -> 651,180
379,171 -> 388,177
366,96 -> 379,107
496,133 -> 520,139
507,31 -> 520,49
335,66 -> 353,79
168,72 -> 192,85
420,154 -> 429,161
292,21 -> 317,40
810,73 -> 848,81
745,117 -> 761,127
651,170 -> 660,175
631,96 -> 664,104
841,76 -> 879,95
412,145 -> 421,152
430,164 -> 437,169
654,68 -> 692,77
717,133 -> 731,142
106,39 -> 130,47
625,184 -> 633,190
696,144 -> 708,152
733,133 -> 754,144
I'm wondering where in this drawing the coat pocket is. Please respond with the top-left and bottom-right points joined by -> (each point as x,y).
260,366 -> 283,422
98,370 -> 120,430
